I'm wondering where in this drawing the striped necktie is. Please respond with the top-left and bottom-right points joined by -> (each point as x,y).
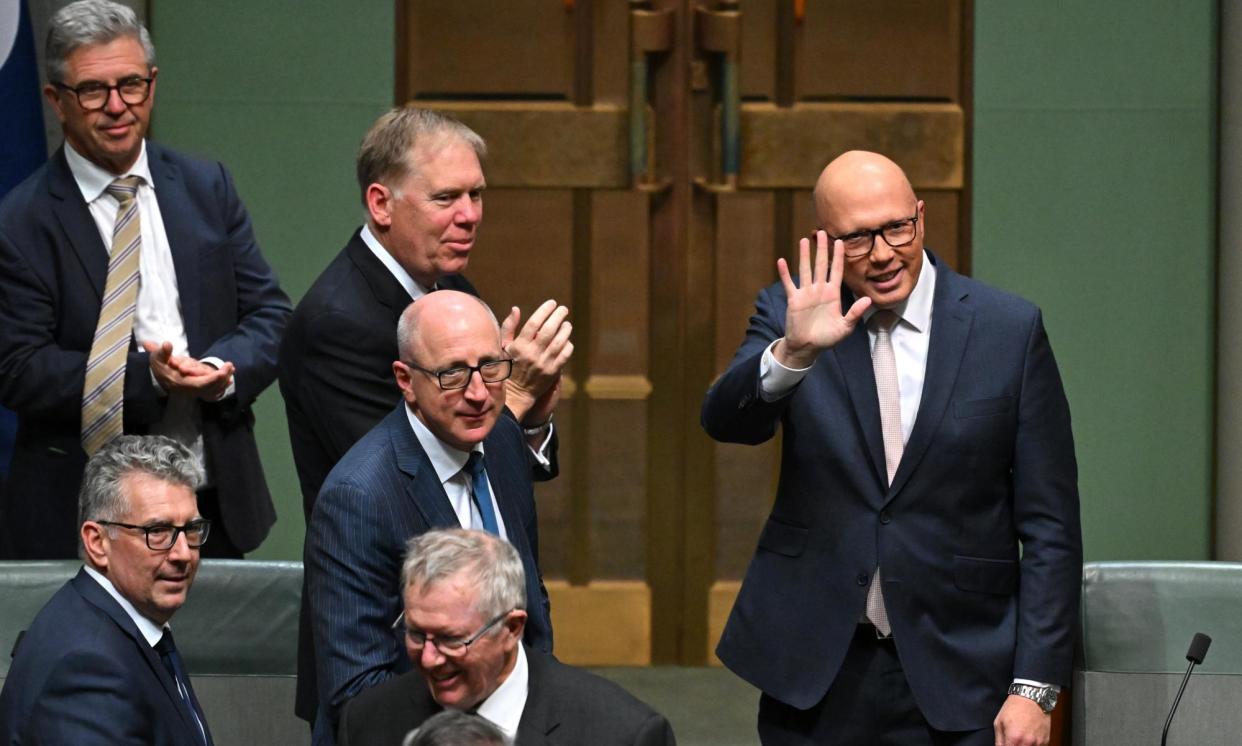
81,176 -> 143,456
865,310 -> 902,637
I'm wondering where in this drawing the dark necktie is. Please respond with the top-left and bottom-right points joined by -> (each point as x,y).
154,629 -> 210,746
464,452 -> 500,534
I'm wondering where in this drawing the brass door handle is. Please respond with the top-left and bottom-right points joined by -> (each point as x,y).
694,1 -> 741,192
629,1 -> 674,193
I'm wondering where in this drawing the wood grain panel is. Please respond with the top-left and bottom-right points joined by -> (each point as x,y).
794,0 -> 961,101
588,399 -> 647,579
739,102 -> 964,189
714,192 -> 776,372
920,190 -> 961,272
589,191 -> 650,375
422,103 -> 629,188
739,0 -> 778,100
546,580 -> 651,665
404,1 -> 575,98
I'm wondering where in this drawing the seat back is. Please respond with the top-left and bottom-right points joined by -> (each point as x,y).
0,559 -> 306,745
1074,561 -> 1242,745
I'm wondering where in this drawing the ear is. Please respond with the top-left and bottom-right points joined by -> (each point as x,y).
43,85 -> 68,123
393,360 -> 418,406
503,609 -> 527,646
146,67 -> 159,104
81,521 -> 109,570
366,182 -> 395,228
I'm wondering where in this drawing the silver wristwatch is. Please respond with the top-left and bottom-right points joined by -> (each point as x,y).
1008,683 -> 1058,714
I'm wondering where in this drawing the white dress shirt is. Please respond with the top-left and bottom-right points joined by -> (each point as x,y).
476,643 -> 529,742
405,404 -> 509,537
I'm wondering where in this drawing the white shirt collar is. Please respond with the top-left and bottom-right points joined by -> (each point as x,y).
82,564 -> 167,647
64,139 -> 154,204
360,223 -> 434,301
404,403 -> 481,485
861,249 -> 937,332
476,643 -> 529,741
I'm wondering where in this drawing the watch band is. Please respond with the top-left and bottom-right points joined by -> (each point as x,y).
522,415 -> 553,437
1007,683 -> 1057,714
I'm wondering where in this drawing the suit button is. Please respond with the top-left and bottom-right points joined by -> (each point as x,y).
879,511 -> 891,524
856,572 -> 869,586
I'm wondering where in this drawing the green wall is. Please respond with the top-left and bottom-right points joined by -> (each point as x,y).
150,3 -> 1218,562
973,4 -> 1217,560
149,0 -> 396,559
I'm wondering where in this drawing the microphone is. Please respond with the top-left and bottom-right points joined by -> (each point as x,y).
1160,632 -> 1211,746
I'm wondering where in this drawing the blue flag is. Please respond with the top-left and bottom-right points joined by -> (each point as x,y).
0,0 -> 46,476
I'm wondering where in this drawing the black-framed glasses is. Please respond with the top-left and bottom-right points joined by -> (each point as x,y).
53,75 -> 153,111
394,608 -> 513,658
823,212 -> 920,259
95,519 -> 211,550
406,359 -> 513,391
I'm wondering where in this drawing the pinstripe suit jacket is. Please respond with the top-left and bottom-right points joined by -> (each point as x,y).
305,404 -> 551,745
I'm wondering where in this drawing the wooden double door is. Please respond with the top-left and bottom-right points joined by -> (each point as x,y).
397,0 -> 970,666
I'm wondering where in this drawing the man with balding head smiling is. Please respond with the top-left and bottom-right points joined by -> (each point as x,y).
703,151 -> 1081,746
306,290 -> 558,745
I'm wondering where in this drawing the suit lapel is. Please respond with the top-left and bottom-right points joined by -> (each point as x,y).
388,406 -> 461,528
483,424 -> 530,553
514,645 -> 555,745
47,148 -> 109,300
149,144 -> 202,348
887,260 -> 974,501
830,293 -> 888,493
71,570 -> 200,735
346,231 -> 414,323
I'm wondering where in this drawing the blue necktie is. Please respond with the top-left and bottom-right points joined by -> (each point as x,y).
154,629 -> 210,746
464,452 -> 500,534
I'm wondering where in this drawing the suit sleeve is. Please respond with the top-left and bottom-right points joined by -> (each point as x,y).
1010,310 -> 1082,686
0,227 -> 162,425
306,479 -> 405,732
23,648 -> 162,745
701,283 -> 797,446
634,714 -> 677,746
197,162 -> 291,407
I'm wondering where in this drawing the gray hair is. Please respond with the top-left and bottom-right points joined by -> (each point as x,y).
78,435 -> 203,529
401,529 -> 526,624
46,0 -> 156,84
395,295 -> 499,366
356,107 -> 487,206
403,710 -> 506,746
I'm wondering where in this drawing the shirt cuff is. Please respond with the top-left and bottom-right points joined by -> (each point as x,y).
200,356 -> 235,400
758,339 -> 813,402
527,423 -> 553,468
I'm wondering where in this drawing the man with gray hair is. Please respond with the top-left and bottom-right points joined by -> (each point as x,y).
0,435 -> 214,744
403,710 -> 507,746
0,0 -> 291,560
338,529 -> 675,746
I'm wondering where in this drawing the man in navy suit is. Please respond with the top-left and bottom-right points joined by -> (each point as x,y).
306,290 -> 562,745
702,151 -> 1081,746
0,435 -> 214,744
338,529 -> 674,746
0,0 -> 290,560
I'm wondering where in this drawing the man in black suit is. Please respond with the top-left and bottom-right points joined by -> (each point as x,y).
338,528 -> 676,746
0,0 -> 291,560
702,151 -> 1081,746
307,291 -> 567,745
0,435 -> 213,744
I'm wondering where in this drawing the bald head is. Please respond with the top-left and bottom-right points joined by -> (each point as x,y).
811,151 -> 926,309
398,291 -> 499,367
813,151 -> 917,230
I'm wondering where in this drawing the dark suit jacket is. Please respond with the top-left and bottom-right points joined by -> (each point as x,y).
279,228 -> 478,519
337,645 -> 675,746
0,143 -> 291,558
701,253 -> 1082,731
0,569 -> 212,745
306,405 -> 553,744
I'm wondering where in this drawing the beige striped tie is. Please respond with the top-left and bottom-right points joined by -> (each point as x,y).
866,309 -> 902,636
81,176 -> 143,456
